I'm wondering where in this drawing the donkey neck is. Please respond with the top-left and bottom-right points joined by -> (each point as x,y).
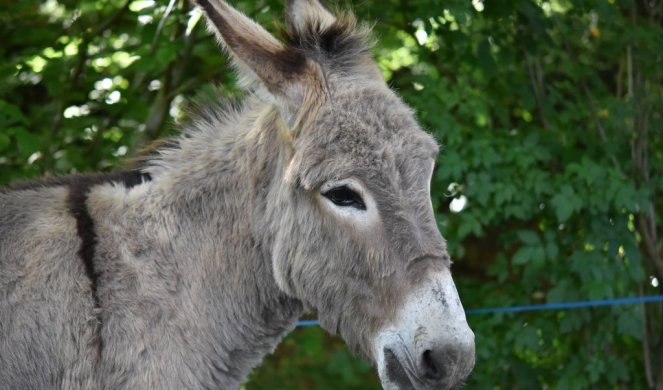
86,98 -> 303,387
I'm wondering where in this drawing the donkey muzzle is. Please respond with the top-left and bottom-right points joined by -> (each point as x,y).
373,270 -> 475,389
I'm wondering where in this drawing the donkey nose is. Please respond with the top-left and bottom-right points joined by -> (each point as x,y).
418,341 -> 475,386
420,348 -> 448,380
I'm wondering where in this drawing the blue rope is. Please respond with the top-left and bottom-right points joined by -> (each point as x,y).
465,294 -> 663,315
297,320 -> 321,327
296,295 -> 663,328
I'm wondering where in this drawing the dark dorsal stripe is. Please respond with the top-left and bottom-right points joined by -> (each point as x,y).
3,170 -> 151,193
68,184 -> 100,307
64,171 -> 151,307
64,170 -> 151,356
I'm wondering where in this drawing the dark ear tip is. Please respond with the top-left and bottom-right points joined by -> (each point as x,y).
192,0 -> 215,9
192,0 -> 219,18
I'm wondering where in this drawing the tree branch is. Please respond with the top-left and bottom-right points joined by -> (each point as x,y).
41,0 -> 132,174
135,0 -> 197,150
580,82 -> 620,171
641,284 -> 655,388
525,53 -> 550,130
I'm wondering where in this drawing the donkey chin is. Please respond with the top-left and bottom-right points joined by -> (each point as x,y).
372,269 -> 476,390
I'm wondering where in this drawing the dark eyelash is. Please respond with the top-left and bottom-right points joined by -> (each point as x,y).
322,186 -> 366,210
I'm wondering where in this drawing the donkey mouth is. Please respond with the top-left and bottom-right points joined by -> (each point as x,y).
381,345 -> 467,390
383,344 -> 454,390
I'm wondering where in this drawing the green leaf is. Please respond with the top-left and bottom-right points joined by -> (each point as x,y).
616,307 -> 642,339
551,185 -> 583,222
0,100 -> 27,127
457,213 -> 482,239
545,241 -> 559,260
0,132 -> 10,149
12,127 -> 41,156
512,247 -> 532,265
517,230 -> 540,245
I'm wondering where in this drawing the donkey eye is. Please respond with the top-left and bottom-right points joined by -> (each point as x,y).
322,186 -> 366,210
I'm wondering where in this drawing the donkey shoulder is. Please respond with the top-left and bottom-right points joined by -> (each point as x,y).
0,170 -> 150,272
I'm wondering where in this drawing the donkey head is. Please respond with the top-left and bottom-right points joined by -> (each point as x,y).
195,0 -> 475,388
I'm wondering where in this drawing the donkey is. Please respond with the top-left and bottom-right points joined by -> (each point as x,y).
0,0 -> 475,389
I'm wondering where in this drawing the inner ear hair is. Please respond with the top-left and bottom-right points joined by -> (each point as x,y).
194,0 -> 309,93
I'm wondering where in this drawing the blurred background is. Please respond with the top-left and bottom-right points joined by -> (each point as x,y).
1,0 -> 661,388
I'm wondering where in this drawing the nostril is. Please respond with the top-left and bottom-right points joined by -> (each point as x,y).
421,349 -> 446,380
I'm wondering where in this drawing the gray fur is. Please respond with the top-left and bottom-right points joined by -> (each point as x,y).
0,1 -> 474,389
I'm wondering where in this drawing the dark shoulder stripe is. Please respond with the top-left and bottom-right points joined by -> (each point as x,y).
4,170 -> 151,304
63,170 -> 151,304
67,182 -> 101,307
2,169 -> 151,358
63,171 -> 151,356
3,171 -> 151,293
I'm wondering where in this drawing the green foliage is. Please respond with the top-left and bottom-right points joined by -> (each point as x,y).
1,0 -> 661,388
247,328 -> 380,390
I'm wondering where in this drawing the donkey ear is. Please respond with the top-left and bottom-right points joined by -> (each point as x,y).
286,0 -> 336,32
194,0 -> 314,106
